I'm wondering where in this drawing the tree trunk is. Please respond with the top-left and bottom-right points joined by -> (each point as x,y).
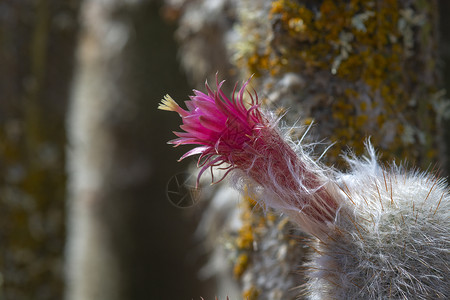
164,0 -> 448,299
0,1 -> 79,299
66,1 -> 204,299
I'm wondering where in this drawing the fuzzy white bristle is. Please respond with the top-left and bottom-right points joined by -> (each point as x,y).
305,144 -> 450,299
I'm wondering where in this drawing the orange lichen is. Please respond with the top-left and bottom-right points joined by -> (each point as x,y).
236,224 -> 254,250
233,253 -> 249,278
242,286 -> 260,300
243,0 -> 439,167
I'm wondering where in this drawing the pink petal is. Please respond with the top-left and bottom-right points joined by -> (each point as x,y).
178,146 -> 209,161
199,116 -> 225,132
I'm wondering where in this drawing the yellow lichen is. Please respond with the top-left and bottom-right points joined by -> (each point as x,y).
236,224 -> 254,250
233,253 -> 249,278
260,0 -> 438,166
242,286 -> 260,300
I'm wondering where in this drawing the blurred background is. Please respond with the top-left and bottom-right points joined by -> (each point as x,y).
1,1 -> 209,299
0,0 -> 449,299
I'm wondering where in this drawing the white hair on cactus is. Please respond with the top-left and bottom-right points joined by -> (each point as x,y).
162,77 -> 449,299
304,142 -> 450,299
161,77 -> 342,239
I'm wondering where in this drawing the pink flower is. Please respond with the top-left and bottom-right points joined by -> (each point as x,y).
158,77 -> 264,182
159,76 -> 339,237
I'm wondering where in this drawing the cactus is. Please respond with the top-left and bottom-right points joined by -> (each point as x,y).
306,146 -> 449,299
160,77 -> 449,299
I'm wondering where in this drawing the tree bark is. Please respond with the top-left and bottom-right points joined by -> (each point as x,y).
66,1 -> 204,299
0,1 -> 79,299
164,0 -> 449,299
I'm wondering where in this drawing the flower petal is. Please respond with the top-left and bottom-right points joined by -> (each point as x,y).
199,116 -> 225,132
178,146 -> 210,161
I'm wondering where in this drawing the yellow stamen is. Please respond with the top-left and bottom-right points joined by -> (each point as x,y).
158,94 -> 179,111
